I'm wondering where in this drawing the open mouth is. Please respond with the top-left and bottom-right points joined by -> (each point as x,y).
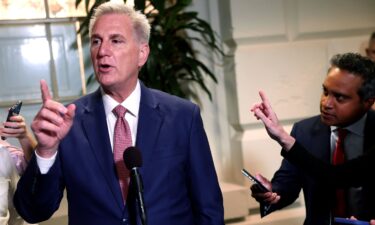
98,63 -> 112,72
100,63 -> 111,68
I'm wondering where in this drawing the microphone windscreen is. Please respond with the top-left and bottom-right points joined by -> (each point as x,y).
123,146 -> 143,169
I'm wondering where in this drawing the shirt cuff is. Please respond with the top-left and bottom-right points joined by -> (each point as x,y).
35,151 -> 57,174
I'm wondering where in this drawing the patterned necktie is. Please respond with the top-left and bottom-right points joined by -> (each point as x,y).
113,105 -> 132,203
332,128 -> 348,217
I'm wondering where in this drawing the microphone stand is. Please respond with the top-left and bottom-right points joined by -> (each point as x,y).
131,168 -> 147,225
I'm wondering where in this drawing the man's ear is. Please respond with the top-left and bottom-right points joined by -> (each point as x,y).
138,43 -> 150,68
364,97 -> 375,109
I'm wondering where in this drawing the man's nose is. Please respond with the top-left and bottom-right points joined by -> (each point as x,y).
98,41 -> 111,56
322,95 -> 333,108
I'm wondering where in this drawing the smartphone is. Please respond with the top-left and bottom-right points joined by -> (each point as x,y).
242,168 -> 272,217
1,100 -> 22,140
241,168 -> 269,193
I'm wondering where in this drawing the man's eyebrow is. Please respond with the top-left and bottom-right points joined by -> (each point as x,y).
109,34 -> 125,39
332,90 -> 350,99
91,34 -> 101,39
90,33 -> 126,41
321,85 -> 349,97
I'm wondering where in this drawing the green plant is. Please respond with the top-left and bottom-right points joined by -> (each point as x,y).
76,0 -> 224,101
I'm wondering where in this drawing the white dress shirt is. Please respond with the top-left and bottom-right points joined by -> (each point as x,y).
102,80 -> 140,150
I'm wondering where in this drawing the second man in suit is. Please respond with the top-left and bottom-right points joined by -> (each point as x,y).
250,53 -> 375,225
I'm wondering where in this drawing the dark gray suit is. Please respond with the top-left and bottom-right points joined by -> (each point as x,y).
269,111 -> 375,225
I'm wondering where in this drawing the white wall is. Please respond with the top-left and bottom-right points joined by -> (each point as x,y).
228,0 -> 375,185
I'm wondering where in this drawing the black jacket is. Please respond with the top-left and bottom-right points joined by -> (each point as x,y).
268,111 -> 375,225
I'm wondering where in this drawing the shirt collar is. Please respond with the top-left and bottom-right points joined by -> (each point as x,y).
102,80 -> 141,118
330,113 -> 367,137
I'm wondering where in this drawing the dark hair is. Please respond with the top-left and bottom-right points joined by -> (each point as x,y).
329,53 -> 375,100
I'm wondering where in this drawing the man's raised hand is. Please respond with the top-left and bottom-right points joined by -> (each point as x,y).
31,80 -> 76,157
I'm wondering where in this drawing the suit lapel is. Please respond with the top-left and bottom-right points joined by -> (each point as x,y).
135,84 -> 164,168
312,118 -> 332,163
81,89 -> 124,209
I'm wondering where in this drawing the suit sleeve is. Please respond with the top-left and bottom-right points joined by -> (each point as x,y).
282,141 -> 372,188
268,124 -> 303,211
187,105 -> 224,225
13,153 -> 64,224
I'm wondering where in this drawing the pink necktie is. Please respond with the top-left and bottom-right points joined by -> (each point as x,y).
332,128 -> 348,217
113,105 -> 132,203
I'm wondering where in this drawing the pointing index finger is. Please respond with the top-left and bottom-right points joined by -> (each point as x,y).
259,90 -> 272,109
40,79 -> 52,104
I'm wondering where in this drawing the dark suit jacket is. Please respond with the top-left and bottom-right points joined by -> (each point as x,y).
268,111 -> 375,225
14,83 -> 224,225
281,140 -> 375,222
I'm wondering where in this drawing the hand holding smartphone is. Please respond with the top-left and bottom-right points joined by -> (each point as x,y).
241,168 -> 272,217
241,168 -> 269,192
1,101 -> 22,140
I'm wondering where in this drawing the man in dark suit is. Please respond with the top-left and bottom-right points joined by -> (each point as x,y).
250,53 -> 375,225
13,2 -> 224,225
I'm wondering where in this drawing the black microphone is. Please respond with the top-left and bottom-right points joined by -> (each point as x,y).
123,147 -> 147,225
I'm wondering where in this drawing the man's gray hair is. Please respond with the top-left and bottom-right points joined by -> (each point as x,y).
89,2 -> 150,43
